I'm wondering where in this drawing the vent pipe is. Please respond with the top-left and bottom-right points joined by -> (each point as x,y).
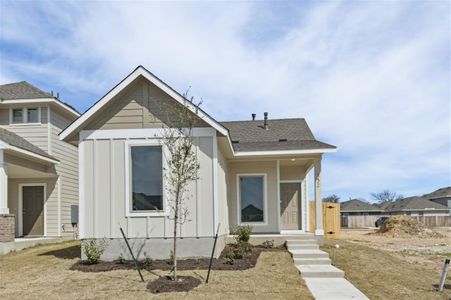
251,113 -> 256,121
263,112 -> 269,130
56,92 -> 59,99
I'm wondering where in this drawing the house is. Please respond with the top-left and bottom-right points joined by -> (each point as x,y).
340,199 -> 386,228
59,65 -> 336,260
0,82 -> 80,249
422,186 -> 451,209
384,196 -> 450,216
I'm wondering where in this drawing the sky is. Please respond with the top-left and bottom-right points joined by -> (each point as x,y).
0,1 -> 450,201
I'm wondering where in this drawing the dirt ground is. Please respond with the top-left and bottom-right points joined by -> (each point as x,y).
0,241 -> 313,300
337,228 -> 451,269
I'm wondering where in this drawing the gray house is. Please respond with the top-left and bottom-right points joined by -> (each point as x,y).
422,187 -> 451,209
385,196 -> 450,216
59,65 -> 336,260
0,82 -> 80,252
340,199 -> 385,228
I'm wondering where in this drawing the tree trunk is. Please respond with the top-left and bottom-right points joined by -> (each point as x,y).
172,186 -> 180,281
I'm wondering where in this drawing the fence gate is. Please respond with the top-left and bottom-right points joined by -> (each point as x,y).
309,202 -> 341,239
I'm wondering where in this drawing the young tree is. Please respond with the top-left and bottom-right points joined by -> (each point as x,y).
371,190 -> 403,204
323,194 -> 340,203
161,92 -> 201,281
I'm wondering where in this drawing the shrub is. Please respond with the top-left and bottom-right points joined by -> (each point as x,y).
231,225 -> 253,243
117,254 -> 125,264
82,239 -> 107,264
237,241 -> 253,252
262,240 -> 274,249
223,256 -> 235,265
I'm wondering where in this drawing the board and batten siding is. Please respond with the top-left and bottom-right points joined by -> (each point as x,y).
80,135 -> 216,239
50,107 -> 79,237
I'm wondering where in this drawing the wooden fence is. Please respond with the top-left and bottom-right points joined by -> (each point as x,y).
309,202 -> 340,239
341,214 -> 451,228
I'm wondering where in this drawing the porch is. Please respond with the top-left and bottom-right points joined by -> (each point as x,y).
227,154 -> 325,239
0,133 -> 59,243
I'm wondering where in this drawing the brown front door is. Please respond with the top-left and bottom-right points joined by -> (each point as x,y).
22,186 -> 44,236
280,183 -> 301,230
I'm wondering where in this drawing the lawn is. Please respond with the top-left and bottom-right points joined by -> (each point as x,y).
0,241 -> 313,300
322,239 -> 451,300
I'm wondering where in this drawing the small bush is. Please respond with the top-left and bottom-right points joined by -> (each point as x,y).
166,250 -> 174,265
145,255 -> 153,265
231,225 -> 253,243
262,240 -> 275,249
237,241 -> 253,252
223,256 -> 235,265
231,246 -> 244,259
117,255 -> 125,264
81,239 -> 107,264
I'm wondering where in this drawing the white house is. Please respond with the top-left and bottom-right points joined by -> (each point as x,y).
60,66 -> 336,260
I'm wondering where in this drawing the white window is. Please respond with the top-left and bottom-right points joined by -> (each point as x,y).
237,174 -> 267,225
10,108 -> 40,124
125,140 -> 165,216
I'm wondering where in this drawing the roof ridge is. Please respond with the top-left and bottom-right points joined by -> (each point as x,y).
220,117 -> 306,123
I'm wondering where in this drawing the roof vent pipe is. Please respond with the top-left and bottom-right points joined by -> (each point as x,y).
56,92 -> 59,99
252,113 -> 256,121
263,112 -> 269,130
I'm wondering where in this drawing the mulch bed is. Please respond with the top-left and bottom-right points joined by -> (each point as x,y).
70,245 -> 284,272
147,275 -> 201,293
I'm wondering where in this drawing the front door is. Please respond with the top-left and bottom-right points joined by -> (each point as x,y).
280,183 -> 301,230
22,185 -> 45,236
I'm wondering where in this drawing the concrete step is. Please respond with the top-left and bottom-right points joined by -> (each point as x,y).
289,249 -> 329,259
288,244 -> 319,250
294,257 -> 331,265
296,264 -> 345,278
286,239 -> 318,245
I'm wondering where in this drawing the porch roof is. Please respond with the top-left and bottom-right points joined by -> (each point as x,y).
0,128 -> 58,164
221,118 -> 336,153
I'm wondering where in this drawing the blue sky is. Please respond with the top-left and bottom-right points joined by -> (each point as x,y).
1,1 -> 450,201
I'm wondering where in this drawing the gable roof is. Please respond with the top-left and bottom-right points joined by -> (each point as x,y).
0,81 -> 80,117
0,128 -> 58,164
59,65 -> 229,141
221,118 -> 336,152
385,196 -> 449,212
340,199 -> 383,212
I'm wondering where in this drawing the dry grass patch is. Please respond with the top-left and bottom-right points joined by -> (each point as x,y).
0,241 -> 312,300
322,239 -> 450,300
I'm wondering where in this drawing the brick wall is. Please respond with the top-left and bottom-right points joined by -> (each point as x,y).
0,214 -> 15,242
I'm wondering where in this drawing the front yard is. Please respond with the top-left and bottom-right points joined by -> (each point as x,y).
322,229 -> 451,300
0,241 -> 313,299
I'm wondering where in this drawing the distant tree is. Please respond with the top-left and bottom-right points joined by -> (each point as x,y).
371,190 -> 403,204
323,194 -> 340,203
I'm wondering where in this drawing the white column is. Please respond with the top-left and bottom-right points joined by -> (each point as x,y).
0,149 -> 9,214
314,159 -> 323,236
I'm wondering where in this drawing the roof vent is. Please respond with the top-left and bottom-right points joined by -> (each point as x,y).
279,138 -> 287,142
263,112 -> 269,130
232,140 -> 239,144
251,113 -> 256,121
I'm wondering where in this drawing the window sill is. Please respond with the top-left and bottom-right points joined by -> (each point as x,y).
126,211 -> 168,217
9,123 -> 42,126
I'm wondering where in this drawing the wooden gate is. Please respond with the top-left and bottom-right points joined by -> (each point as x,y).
309,202 -> 340,239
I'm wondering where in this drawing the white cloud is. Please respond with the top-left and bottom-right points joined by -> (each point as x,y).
0,1 -> 449,199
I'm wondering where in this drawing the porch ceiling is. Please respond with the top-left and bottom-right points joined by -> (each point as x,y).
4,152 -> 57,179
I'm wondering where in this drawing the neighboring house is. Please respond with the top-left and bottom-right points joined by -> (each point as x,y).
0,82 -> 80,244
384,196 -> 450,216
422,186 -> 451,209
340,199 -> 385,216
340,199 -> 386,228
59,65 -> 336,260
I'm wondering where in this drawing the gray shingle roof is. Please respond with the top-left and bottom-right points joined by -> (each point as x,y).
221,118 -> 336,152
0,81 -> 80,115
0,81 -> 51,100
385,196 -> 449,212
0,128 -> 57,162
422,187 -> 451,199
340,199 -> 384,212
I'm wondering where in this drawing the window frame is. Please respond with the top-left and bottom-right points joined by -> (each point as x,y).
236,173 -> 268,226
124,139 -> 167,217
9,107 -> 41,125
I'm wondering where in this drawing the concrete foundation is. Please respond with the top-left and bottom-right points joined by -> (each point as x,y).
82,235 -> 227,261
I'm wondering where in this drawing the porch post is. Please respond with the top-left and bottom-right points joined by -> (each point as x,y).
314,159 -> 324,236
0,149 -> 9,214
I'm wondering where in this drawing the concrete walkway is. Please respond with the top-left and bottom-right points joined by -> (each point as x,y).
287,235 -> 369,300
0,237 -> 63,255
